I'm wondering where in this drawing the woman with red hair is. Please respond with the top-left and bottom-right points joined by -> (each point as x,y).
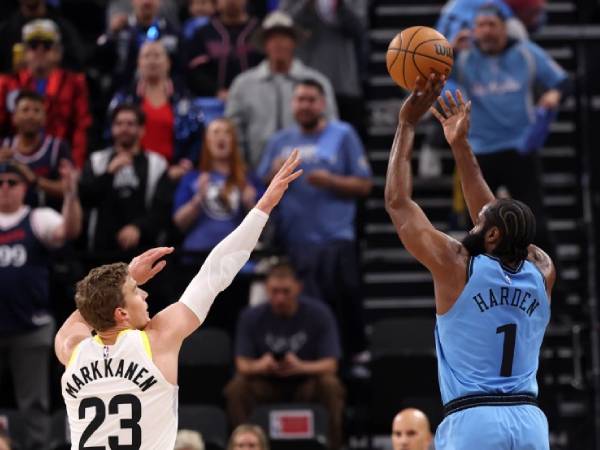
172,118 -> 263,329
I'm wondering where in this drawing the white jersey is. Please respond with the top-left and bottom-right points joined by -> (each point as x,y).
61,329 -> 178,449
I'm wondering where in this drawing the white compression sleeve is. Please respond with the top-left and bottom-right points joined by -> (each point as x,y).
179,208 -> 269,324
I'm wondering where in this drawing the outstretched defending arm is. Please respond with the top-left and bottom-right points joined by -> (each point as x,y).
148,150 -> 303,343
430,91 -> 495,225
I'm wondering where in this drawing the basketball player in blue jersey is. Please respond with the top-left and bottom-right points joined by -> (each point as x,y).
385,73 -> 554,450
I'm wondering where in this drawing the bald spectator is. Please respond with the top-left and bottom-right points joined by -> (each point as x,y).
226,11 -> 337,168
174,429 -> 205,450
391,408 -> 433,450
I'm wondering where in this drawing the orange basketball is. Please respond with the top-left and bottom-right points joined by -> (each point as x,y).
386,26 -> 454,91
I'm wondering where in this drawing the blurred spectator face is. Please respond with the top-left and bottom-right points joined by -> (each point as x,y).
0,434 -> 10,450
12,97 -> 45,137
217,0 -> 247,17
138,41 -> 170,81
133,0 -> 160,22
391,409 -> 432,450
205,119 -> 234,161
264,31 -> 295,66
266,272 -> 302,317
190,0 -> 216,17
231,431 -> 261,450
473,14 -> 508,54
112,110 -> 143,149
292,84 -> 326,131
24,39 -> 60,74
0,173 -> 27,213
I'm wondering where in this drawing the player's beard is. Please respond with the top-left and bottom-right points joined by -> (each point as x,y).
461,227 -> 488,256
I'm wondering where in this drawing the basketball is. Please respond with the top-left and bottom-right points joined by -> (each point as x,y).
386,26 -> 454,91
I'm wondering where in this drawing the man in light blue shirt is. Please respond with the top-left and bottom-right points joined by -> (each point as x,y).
257,78 -> 372,359
451,3 -> 567,259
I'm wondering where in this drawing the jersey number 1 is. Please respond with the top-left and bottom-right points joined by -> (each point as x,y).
79,394 -> 141,449
496,323 -> 517,377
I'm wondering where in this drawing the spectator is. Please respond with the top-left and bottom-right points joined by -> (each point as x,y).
225,11 -> 337,169
78,104 -> 173,269
0,159 -> 81,450
175,429 -> 205,450
0,90 -> 71,210
0,0 -> 84,73
0,19 -> 91,169
186,0 -> 262,99
182,0 -> 217,43
107,0 -> 185,30
0,430 -> 10,450
256,79 -> 372,359
391,408 -> 433,450
173,117 -> 261,331
109,40 -> 204,180
95,0 -> 182,94
227,424 -> 269,450
225,260 -> 345,450
279,0 -> 368,136
451,4 -> 567,259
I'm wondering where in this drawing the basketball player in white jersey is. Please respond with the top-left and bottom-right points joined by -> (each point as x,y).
54,150 -> 303,449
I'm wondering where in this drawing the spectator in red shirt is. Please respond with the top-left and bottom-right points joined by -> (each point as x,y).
109,40 -> 205,182
0,19 -> 91,168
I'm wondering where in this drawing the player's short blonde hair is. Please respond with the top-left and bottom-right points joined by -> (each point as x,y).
227,424 -> 269,450
75,263 -> 129,331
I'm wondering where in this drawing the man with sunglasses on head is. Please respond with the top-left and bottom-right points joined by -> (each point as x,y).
0,19 -> 91,168
0,159 -> 81,449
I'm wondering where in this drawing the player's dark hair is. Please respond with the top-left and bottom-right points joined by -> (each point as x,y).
295,78 -> 325,96
485,199 -> 536,262
111,103 -> 146,126
14,89 -> 44,107
75,263 -> 129,331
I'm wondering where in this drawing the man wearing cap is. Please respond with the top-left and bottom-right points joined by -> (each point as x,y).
226,11 -> 338,169
0,159 -> 81,449
0,0 -> 84,73
450,4 -> 567,262
0,19 -> 91,169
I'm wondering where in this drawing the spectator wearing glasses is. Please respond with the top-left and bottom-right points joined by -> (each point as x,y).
0,159 -> 81,450
227,425 -> 269,450
0,19 -> 91,168
0,0 -> 84,73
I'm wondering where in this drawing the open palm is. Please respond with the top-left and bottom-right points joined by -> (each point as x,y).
430,90 -> 471,146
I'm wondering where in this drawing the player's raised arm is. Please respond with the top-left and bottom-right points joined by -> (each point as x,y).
384,75 -> 464,282
430,90 -> 495,225
147,150 -> 303,343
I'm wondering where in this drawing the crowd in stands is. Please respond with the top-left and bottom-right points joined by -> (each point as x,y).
0,0 -> 566,449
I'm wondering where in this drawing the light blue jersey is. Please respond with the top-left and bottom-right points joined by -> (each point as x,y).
436,254 -> 550,405
434,255 -> 551,449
